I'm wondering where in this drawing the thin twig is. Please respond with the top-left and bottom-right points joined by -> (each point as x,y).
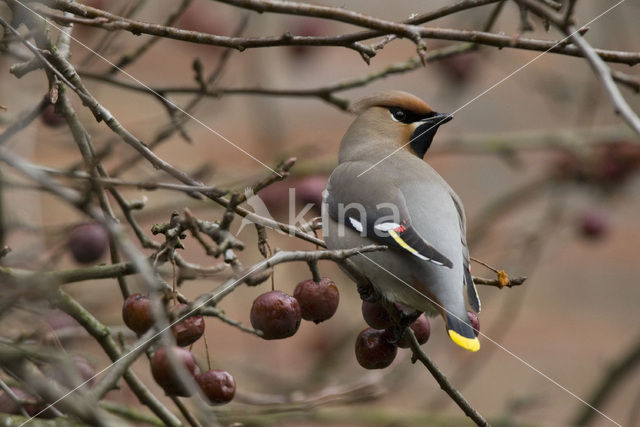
406,329 -> 488,426
513,0 -> 640,136
572,335 -> 640,426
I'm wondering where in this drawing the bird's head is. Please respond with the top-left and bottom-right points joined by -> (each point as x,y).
344,91 -> 453,160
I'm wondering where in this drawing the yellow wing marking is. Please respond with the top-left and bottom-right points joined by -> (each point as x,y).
388,229 -> 419,255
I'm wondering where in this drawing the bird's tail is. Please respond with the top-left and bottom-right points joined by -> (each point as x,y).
446,313 -> 480,352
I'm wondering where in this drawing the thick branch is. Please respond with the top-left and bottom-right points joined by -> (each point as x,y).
194,245 -> 385,308
36,1 -> 640,65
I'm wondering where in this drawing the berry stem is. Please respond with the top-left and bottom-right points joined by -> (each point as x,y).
170,258 -> 178,304
307,259 -> 322,283
203,335 -> 212,371
469,256 -> 499,273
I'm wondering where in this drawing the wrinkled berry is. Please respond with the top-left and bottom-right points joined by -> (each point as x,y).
355,328 -> 397,369
196,369 -> 236,405
45,355 -> 96,389
250,290 -> 301,340
397,314 -> 431,348
361,301 -> 393,330
122,293 -> 154,335
151,347 -> 200,397
294,277 -> 339,323
171,304 -> 205,347
0,387 -> 56,418
41,104 -> 65,128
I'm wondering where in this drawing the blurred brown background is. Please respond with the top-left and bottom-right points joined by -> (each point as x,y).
1,0 -> 639,425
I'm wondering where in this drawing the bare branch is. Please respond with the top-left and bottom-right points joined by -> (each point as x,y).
572,335 -> 640,426
514,0 -> 640,136
406,329 -> 489,426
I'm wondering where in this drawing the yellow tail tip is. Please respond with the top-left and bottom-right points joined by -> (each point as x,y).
448,330 -> 480,352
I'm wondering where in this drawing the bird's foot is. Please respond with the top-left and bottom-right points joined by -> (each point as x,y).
397,306 -> 421,327
357,281 -> 381,303
381,302 -> 422,344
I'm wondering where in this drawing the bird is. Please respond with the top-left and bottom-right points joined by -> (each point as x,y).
322,90 -> 481,352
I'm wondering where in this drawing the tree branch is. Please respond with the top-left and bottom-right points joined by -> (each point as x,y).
406,329 -> 489,426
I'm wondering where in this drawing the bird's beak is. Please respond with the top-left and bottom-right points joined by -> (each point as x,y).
409,112 -> 453,159
423,112 -> 453,126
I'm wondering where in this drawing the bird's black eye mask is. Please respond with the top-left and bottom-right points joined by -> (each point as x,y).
387,107 -> 452,159
388,106 -> 437,124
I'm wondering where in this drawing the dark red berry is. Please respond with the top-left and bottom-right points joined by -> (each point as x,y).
40,104 -> 65,128
355,328 -> 397,369
71,355 -> 96,386
293,277 -> 339,323
0,388 -> 56,418
196,369 -> 236,405
295,175 -> 328,213
122,293 -> 154,335
397,314 -> 431,348
361,301 -> 393,330
151,347 -> 200,397
552,151 -> 580,180
45,355 -> 96,389
68,222 -> 109,264
467,311 -> 480,336
171,304 -> 205,347
175,3 -> 225,35
436,52 -> 478,85
288,19 -> 324,59
250,290 -> 301,340
580,210 -> 609,239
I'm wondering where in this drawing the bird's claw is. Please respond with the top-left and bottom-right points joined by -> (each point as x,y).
357,281 -> 381,303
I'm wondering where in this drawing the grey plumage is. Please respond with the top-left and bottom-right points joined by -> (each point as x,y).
322,91 -> 481,352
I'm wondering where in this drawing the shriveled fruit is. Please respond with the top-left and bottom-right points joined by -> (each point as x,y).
71,355 -> 96,387
151,347 -> 200,397
293,277 -> 339,323
435,52 -> 478,85
467,311 -> 480,336
287,19 -> 324,59
171,304 -> 205,347
361,301 -> 393,330
397,314 -> 431,348
250,290 -> 301,340
44,355 -> 96,389
580,210 -> 609,239
355,328 -> 397,369
68,222 -> 109,264
0,387 -> 56,418
196,369 -> 236,405
122,293 -> 154,335
40,104 -> 65,128
294,175 -> 328,213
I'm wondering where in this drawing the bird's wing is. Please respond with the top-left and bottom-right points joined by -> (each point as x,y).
449,191 -> 481,313
326,163 -> 453,268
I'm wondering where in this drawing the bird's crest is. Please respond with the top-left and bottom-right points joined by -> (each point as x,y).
352,90 -> 434,115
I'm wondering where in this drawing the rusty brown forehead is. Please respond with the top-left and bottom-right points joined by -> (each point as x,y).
353,91 -> 434,115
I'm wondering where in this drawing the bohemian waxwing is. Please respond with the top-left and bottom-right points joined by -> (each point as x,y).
322,90 -> 481,352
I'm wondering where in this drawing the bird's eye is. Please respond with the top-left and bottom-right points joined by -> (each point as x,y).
389,107 -> 407,123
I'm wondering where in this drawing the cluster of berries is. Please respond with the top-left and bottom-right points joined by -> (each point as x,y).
356,301 -> 480,369
122,294 -> 235,404
249,277 -> 340,339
